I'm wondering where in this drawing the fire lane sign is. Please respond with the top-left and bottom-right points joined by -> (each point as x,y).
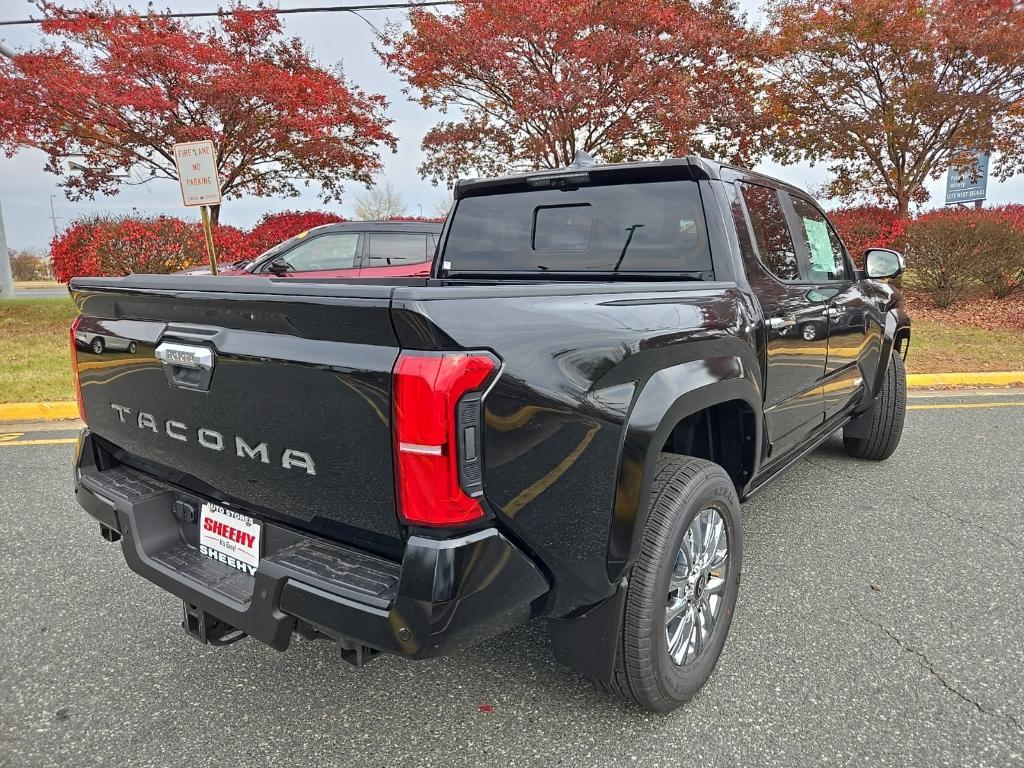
172,140 -> 222,207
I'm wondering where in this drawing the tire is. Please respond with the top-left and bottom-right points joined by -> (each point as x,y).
843,351 -> 906,460
127,341 -> 138,354
801,322 -> 819,341
90,337 -> 105,355
603,455 -> 743,712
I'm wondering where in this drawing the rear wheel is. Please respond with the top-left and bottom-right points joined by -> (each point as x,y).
603,455 -> 743,712
90,337 -> 105,355
843,351 -> 906,460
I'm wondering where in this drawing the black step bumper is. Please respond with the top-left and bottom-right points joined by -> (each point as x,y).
74,430 -> 548,659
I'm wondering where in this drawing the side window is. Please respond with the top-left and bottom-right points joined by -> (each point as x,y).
275,233 -> 360,272
366,233 -> 429,266
739,183 -> 800,281
788,195 -> 847,282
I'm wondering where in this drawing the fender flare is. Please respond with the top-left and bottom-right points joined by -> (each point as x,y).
549,356 -> 761,685
868,308 -> 911,403
605,355 -> 762,583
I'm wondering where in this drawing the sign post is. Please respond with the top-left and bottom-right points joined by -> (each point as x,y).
172,140 -> 223,275
944,151 -> 989,209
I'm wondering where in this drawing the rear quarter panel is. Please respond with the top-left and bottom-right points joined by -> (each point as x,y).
392,282 -> 763,614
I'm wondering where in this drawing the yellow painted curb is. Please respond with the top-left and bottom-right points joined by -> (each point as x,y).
906,371 -> 1024,388
0,401 -> 80,422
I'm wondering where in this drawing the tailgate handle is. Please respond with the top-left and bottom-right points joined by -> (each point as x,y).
155,341 -> 216,391
155,342 -> 215,370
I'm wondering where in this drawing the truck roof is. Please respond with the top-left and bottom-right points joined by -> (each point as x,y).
453,153 -> 809,199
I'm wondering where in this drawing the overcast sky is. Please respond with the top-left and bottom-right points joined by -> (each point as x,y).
1,0 -> 1022,251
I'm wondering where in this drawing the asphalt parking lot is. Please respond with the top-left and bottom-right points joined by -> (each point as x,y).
1,390 -> 1022,768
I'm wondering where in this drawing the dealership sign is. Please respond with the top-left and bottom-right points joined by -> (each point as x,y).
944,151 -> 989,205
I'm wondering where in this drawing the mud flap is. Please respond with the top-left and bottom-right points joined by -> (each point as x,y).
547,579 -> 627,685
843,403 -> 876,438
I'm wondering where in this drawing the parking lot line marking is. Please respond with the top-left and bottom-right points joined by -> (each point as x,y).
0,438 -> 78,447
907,402 -> 1024,410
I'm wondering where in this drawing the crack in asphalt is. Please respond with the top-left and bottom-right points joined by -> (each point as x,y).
802,457 -> 1022,550
902,488 -> 1023,550
856,608 -> 1024,735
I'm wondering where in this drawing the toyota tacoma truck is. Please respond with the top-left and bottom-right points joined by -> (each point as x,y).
70,154 -> 910,712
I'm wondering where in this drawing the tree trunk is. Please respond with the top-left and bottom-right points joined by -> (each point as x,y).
895,194 -> 911,220
208,203 -> 221,226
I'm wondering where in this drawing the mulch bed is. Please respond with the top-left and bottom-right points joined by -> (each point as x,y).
902,291 -> 1024,331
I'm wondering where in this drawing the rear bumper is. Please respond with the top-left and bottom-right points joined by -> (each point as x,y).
74,430 -> 548,659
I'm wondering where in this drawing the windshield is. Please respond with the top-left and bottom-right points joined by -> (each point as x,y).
442,180 -> 713,275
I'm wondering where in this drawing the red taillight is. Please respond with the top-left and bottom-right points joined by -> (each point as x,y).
392,352 -> 497,526
70,316 -> 86,424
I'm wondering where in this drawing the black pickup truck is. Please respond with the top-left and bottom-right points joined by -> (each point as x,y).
70,154 -> 910,712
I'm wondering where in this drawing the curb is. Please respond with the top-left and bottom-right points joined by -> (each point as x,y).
0,402 -> 80,422
3,371 -> 1024,423
905,371 -> 1024,388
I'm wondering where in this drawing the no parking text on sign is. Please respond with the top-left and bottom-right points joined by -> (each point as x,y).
173,140 -> 222,206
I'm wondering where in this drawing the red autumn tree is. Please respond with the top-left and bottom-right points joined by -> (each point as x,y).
764,0 -> 1024,218
380,0 -> 766,186
0,2 -> 396,223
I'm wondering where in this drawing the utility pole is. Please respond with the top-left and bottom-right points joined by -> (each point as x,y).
0,204 -> 14,298
49,195 -> 61,237
0,39 -> 17,296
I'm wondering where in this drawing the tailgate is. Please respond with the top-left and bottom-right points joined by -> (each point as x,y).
71,276 -> 403,545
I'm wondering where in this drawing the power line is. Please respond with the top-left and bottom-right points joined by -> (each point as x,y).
0,1 -> 457,27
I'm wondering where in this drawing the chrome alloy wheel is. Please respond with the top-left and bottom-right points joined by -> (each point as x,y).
665,507 -> 729,666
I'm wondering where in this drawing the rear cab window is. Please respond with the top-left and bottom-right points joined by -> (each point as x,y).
441,179 -> 714,277
737,183 -> 800,282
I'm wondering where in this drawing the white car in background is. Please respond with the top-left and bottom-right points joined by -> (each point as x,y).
74,326 -> 137,355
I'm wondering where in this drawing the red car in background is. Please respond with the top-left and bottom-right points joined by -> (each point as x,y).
178,221 -> 443,278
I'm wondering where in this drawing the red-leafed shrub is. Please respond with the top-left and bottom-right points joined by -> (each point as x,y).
991,204 -> 1024,231
974,205 -> 1024,299
827,205 -> 907,267
50,215 -> 256,282
50,218 -> 101,282
246,210 -> 347,255
904,208 -> 1024,307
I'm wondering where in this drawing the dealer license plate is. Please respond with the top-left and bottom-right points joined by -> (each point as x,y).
198,502 -> 261,576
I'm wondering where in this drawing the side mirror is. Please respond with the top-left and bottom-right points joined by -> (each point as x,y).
864,248 -> 904,279
266,256 -> 292,275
